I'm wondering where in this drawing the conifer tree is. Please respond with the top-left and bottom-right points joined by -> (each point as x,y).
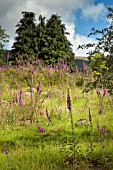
38,14 -> 75,65
11,12 -> 75,66
12,11 -> 37,61
36,15 -> 47,53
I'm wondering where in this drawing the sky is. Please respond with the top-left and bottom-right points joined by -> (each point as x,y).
0,0 -> 112,56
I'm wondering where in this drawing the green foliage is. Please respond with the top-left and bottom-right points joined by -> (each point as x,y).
89,53 -> 108,76
1,62 -> 113,169
11,12 -> 38,61
0,25 -> 9,51
78,7 -> 113,94
11,12 -> 74,66
38,14 -> 74,65
0,25 -> 9,64
76,77 -> 84,87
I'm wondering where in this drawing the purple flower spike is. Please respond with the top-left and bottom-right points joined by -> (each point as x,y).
21,52 -> 24,58
31,69 -> 35,74
48,93 -> 52,98
20,99 -> 23,106
46,108 -> 51,121
62,83 -> 64,87
98,136 -> 101,142
97,125 -> 100,132
18,89 -> 22,95
67,90 -> 72,112
73,67 -> 78,72
40,111 -> 43,116
103,88 -> 107,96
15,94 -> 18,103
37,124 -> 45,133
37,82 -> 42,94
4,147 -> 8,155
19,96 -> 23,106
102,127 -> 106,133
42,99 -> 44,103
30,93 -> 32,100
96,88 -> 100,94
6,85 -> 9,89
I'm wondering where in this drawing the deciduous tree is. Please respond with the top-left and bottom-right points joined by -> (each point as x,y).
78,7 -> 113,94
0,25 -> 9,52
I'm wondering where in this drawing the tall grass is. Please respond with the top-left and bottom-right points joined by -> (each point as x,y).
0,59 -> 113,169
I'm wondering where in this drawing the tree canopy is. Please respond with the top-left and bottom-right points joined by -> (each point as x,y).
11,12 -> 75,65
12,11 -> 37,61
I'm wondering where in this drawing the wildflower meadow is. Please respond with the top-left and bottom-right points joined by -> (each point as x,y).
0,58 -> 113,170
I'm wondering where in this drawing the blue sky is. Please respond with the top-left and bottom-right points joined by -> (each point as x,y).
75,0 -> 112,36
0,0 -> 112,56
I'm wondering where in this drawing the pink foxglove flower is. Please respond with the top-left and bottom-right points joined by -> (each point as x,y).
48,93 -> 52,98
62,83 -> 64,87
18,89 -> 22,95
97,125 -> 100,132
37,124 -> 45,133
40,111 -> 43,116
42,99 -> 44,103
37,82 -> 42,94
103,88 -> 107,96
102,127 -> 106,133
96,88 -> 100,94
98,136 -> 101,142
22,52 -> 24,58
73,67 -> 78,72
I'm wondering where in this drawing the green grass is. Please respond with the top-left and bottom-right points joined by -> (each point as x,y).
0,63 -> 113,169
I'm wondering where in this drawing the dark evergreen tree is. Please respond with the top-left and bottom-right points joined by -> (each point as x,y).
36,15 -> 47,53
38,14 -> 75,65
11,12 -> 75,66
11,11 -> 37,61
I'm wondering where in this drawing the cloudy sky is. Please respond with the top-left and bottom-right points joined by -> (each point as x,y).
0,0 -> 112,56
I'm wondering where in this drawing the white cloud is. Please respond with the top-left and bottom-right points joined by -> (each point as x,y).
73,34 -> 96,56
82,3 -> 106,20
65,23 -> 96,56
1,0 -> 107,56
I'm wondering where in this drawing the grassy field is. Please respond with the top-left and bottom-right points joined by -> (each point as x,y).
0,60 -> 113,170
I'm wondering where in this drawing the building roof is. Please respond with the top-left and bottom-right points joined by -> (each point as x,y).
75,56 -> 88,61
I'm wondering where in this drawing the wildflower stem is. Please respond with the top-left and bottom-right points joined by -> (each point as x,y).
89,109 -> 93,151
67,90 -> 76,168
